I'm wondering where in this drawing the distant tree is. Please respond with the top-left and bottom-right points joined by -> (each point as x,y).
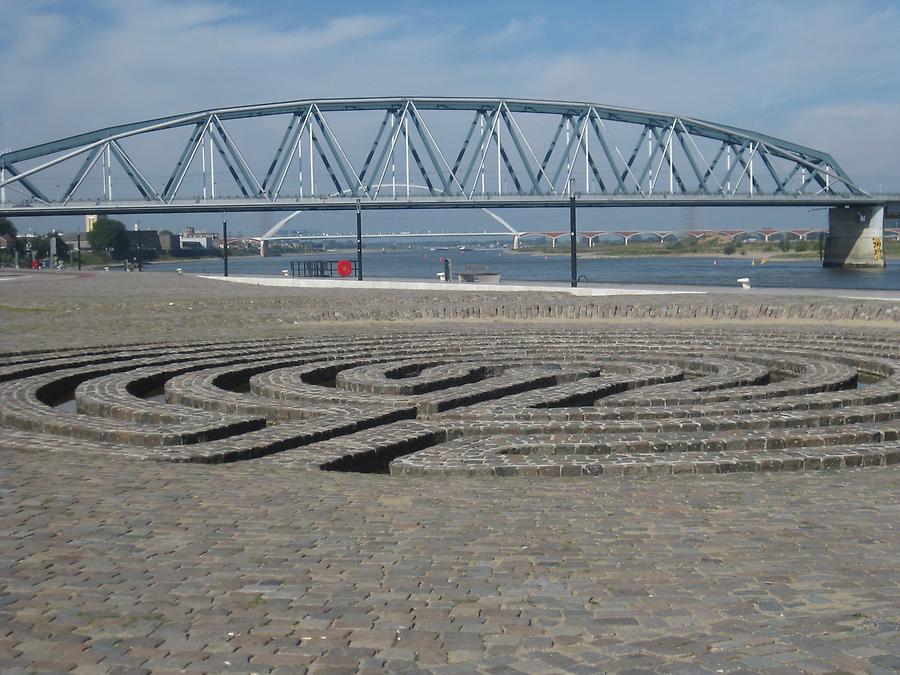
32,232 -> 71,261
0,216 -> 25,255
0,216 -> 15,238
87,216 -> 127,258
723,242 -> 737,255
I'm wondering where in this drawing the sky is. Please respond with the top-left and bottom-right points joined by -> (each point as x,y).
2,0 -> 899,234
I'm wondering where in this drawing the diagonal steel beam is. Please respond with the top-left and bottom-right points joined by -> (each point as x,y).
634,126 -> 662,193
61,146 -> 104,204
498,143 -> 523,194
271,110 -> 312,199
588,112 -> 627,194
584,145 -> 607,193
551,114 -> 585,190
538,115 -> 567,182
702,143 -> 728,193
162,121 -> 206,200
777,163 -> 803,195
462,110 -> 497,197
466,107 -> 501,198
407,104 -> 454,196
310,127 -> 345,195
262,110 -> 306,196
502,106 -> 557,195
0,162 -> 51,204
404,129 -> 436,195
409,102 -> 465,195
358,109 -> 393,187
728,143 -> 763,195
211,116 -> 265,197
312,105 -> 365,196
673,121 -> 708,193
756,144 -> 790,195
650,126 -> 686,193
499,105 -> 541,194
618,129 -> 648,195
718,144 -> 742,194
452,111 -> 482,176
372,104 -> 411,200
210,132 -> 252,198
109,140 -> 161,201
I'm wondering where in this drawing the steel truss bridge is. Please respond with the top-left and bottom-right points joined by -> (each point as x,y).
0,97 -> 892,218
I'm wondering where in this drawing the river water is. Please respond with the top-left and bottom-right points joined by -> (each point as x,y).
146,248 -> 900,291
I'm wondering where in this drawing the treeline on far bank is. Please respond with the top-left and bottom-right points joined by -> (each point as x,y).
519,235 -> 900,258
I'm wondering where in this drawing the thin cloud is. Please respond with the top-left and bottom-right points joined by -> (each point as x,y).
2,0 -> 898,195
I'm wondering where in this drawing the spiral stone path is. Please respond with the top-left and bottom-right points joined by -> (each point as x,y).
1,270 -> 899,673
2,328 -> 900,477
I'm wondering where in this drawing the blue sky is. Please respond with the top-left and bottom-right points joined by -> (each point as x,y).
2,0 -> 899,232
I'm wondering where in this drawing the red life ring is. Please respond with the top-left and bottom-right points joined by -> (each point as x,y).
336,259 -> 353,277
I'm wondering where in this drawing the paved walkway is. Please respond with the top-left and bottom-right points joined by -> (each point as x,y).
0,271 -> 898,674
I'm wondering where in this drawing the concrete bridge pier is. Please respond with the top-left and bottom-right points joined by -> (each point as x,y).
823,206 -> 886,267
259,240 -> 270,257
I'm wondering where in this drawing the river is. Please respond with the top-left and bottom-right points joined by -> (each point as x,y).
146,248 -> 900,291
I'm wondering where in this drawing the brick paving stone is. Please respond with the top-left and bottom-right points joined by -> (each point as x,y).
1,274 -> 899,672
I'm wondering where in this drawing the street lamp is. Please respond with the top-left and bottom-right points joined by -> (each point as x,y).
134,222 -> 143,271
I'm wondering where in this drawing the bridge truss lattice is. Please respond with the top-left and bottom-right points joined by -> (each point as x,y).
0,97 -> 871,216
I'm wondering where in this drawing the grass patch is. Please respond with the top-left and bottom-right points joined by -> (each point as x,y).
0,305 -> 53,313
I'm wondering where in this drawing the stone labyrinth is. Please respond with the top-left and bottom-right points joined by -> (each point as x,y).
2,326 -> 899,476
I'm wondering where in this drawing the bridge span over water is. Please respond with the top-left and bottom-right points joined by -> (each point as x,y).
1,96 -> 897,266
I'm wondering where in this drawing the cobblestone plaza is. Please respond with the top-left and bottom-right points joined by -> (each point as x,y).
1,271 -> 898,673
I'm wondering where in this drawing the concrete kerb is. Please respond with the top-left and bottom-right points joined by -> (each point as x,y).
200,274 -> 708,297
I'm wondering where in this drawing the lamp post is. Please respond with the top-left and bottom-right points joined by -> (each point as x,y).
569,181 -> 578,288
356,199 -> 363,281
222,214 -> 229,277
134,223 -> 142,271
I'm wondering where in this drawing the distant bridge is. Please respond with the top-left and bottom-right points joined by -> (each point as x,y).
1,96 -> 895,266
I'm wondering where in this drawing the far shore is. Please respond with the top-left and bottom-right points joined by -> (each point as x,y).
513,249 -> 821,262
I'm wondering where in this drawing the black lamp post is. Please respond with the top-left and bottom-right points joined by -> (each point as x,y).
569,182 -> 578,288
222,214 -> 229,277
356,199 -> 363,281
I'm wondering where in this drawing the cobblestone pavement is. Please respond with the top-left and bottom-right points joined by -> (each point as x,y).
1,271 -> 899,673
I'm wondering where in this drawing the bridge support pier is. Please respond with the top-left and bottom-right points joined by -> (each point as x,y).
823,206 -> 886,267
259,240 -> 270,257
